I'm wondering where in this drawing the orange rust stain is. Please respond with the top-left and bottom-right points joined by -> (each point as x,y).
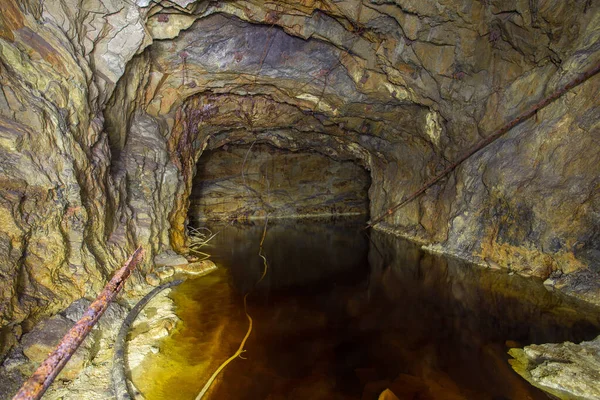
16,27 -> 68,74
396,62 -> 417,76
0,0 -> 68,75
0,0 -> 25,41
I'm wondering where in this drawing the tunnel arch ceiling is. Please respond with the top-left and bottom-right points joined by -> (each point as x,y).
107,11 -> 439,158
1,0 -> 600,332
105,1 -> 600,286
105,10 -> 447,253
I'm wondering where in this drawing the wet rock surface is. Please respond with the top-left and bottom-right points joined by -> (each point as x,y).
174,260 -> 217,275
509,336 -> 600,400
0,0 -> 599,395
126,289 -> 179,373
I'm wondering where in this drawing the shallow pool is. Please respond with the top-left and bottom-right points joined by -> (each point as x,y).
134,217 -> 600,399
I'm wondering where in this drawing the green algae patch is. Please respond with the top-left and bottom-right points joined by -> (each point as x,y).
131,269 -> 248,400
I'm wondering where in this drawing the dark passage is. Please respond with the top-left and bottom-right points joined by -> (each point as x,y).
139,218 -> 600,399
189,144 -> 371,222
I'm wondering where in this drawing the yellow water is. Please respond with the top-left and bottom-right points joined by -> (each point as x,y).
133,218 -> 600,400
133,269 -> 248,400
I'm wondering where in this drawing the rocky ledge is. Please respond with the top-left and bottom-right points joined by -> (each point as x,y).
0,252 -> 217,400
1,297 -> 130,399
0,290 -> 179,400
509,336 -> 600,400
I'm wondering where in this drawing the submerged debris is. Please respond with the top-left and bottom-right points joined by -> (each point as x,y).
187,226 -> 218,260
195,220 -> 269,400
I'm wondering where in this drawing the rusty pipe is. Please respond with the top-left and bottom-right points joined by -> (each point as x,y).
12,247 -> 145,400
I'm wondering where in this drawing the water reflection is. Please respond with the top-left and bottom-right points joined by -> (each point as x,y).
210,218 -> 369,294
363,230 -> 600,399
136,217 -> 600,400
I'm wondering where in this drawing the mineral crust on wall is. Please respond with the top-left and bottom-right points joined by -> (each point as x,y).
0,0 -> 599,362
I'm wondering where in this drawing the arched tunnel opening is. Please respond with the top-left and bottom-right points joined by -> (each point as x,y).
189,143 -> 371,223
1,1 -> 600,399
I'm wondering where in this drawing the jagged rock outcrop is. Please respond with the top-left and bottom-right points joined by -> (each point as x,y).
0,0 -> 599,361
509,336 -> 600,400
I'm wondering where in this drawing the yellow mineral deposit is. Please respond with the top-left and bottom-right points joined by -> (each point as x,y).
1,1 -> 600,399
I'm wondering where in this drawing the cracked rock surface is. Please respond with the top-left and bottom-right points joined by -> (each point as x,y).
509,336 -> 600,400
0,1 -> 599,390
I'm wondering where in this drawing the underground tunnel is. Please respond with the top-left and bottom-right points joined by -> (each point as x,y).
1,1 -> 600,399
188,143 -> 371,222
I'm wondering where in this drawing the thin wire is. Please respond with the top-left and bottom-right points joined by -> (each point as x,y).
194,218 -> 269,400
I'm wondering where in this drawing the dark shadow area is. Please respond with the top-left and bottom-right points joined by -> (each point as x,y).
155,218 -> 600,399
189,144 -> 371,222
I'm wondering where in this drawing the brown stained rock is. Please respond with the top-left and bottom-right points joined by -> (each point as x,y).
20,315 -> 94,381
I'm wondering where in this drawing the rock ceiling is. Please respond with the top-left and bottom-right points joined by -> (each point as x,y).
0,0 -> 599,341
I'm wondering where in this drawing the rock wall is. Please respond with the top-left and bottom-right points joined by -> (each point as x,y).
0,0 -> 154,352
0,0 -> 599,355
189,144 -> 370,221
428,74 -> 600,278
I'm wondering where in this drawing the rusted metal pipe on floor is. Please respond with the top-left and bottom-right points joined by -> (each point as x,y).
13,247 -> 145,400
366,61 -> 600,229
